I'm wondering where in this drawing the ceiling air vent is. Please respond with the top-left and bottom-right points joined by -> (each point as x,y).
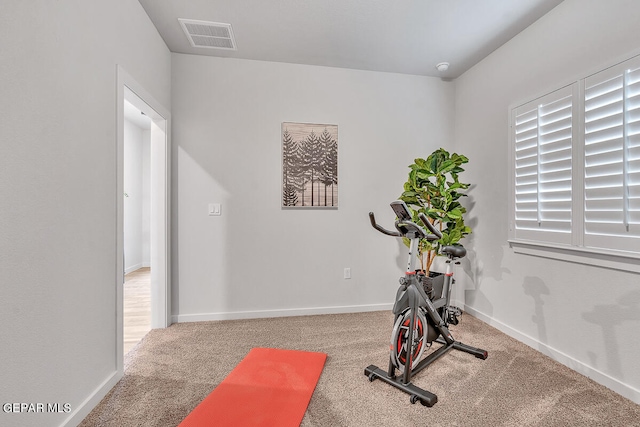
178,19 -> 237,50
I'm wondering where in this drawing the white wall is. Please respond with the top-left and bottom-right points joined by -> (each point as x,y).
0,1 -> 171,426
124,120 -> 151,273
124,120 -> 142,272
142,129 -> 151,267
171,54 -> 455,321
455,0 -> 640,402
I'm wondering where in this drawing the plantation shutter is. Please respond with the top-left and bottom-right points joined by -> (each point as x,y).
513,85 -> 575,244
584,59 -> 640,251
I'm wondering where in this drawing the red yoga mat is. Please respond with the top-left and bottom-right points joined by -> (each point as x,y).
178,348 -> 327,427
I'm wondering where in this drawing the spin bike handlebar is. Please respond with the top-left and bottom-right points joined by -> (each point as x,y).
369,212 -> 402,237
369,202 -> 442,241
417,212 -> 442,239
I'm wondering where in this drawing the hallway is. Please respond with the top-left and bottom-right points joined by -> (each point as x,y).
124,268 -> 151,355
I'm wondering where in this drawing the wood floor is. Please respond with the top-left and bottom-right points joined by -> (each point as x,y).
124,267 -> 151,355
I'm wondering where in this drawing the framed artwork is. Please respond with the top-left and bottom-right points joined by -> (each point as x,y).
282,122 -> 338,208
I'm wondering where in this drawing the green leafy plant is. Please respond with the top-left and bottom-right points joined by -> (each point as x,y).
399,148 -> 472,272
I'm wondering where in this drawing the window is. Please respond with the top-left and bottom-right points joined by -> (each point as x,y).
510,54 -> 640,260
583,63 -> 640,252
513,85 -> 576,245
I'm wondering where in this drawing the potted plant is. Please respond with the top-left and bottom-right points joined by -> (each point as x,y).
398,148 -> 472,280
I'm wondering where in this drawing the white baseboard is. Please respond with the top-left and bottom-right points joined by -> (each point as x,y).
124,263 -> 150,274
172,303 -> 393,324
124,263 -> 143,274
60,370 -> 123,427
464,305 -> 640,405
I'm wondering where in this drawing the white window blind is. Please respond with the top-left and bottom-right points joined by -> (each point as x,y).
513,85 -> 575,244
510,53 -> 640,261
584,61 -> 640,252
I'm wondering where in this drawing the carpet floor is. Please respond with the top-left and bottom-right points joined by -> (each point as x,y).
80,311 -> 640,426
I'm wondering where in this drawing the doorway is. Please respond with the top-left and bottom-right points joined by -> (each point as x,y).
116,66 -> 171,372
123,99 -> 152,354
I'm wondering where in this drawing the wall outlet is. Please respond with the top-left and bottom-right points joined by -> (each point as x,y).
344,268 -> 351,279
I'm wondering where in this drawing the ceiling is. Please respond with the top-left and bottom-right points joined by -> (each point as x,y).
139,0 -> 564,80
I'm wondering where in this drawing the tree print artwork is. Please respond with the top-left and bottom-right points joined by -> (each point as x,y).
282,122 -> 338,207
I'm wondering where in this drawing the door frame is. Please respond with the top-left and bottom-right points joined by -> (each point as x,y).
116,65 -> 171,372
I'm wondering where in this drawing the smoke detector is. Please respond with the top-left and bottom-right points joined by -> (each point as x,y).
435,62 -> 450,72
178,19 -> 237,50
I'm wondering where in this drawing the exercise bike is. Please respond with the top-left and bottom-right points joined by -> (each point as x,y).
364,200 -> 488,406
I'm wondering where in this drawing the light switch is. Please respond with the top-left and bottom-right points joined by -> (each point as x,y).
208,203 -> 221,216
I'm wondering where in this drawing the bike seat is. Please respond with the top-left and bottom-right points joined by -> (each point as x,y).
442,245 -> 466,258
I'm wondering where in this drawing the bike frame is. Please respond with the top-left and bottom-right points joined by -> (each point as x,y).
365,201 -> 488,406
